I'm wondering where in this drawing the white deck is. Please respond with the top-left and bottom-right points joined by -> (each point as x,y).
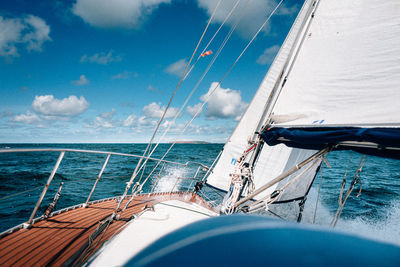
88,200 -> 218,266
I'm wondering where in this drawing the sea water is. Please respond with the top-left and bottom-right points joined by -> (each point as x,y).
0,143 -> 399,246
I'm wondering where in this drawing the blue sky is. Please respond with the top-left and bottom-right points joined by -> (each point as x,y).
0,0 -> 302,143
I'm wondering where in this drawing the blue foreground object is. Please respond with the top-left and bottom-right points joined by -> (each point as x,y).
126,215 -> 400,266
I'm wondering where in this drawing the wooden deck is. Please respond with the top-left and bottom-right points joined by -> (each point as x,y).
0,192 -> 213,266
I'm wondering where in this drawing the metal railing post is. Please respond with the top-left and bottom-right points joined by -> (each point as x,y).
25,151 -> 65,227
85,153 -> 111,206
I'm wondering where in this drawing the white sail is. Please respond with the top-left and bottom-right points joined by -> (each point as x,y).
207,0 -> 317,196
269,0 -> 400,128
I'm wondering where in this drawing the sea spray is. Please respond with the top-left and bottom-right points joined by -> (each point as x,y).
154,166 -> 187,193
302,188 -> 400,246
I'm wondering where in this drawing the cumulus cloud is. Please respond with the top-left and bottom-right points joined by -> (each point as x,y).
256,45 -> 280,65
164,58 -> 188,77
72,0 -> 171,29
197,0 -> 297,38
186,103 -> 203,117
92,109 -> 118,128
23,15 -> 51,51
32,95 -> 89,116
123,114 -> 136,127
142,102 -> 179,119
10,111 -> 41,125
73,75 -> 90,85
0,15 -> 50,57
129,102 -> 180,128
200,82 -> 247,120
81,50 -> 122,65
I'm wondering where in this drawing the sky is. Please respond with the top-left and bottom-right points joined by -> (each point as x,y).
0,0 -> 303,143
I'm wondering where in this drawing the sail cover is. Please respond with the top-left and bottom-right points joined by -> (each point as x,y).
262,0 -> 400,157
206,0 -> 319,199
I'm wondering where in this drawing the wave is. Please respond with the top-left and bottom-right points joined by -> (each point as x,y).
302,188 -> 400,246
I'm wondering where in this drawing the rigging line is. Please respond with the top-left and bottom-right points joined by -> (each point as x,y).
134,0 -> 285,193
201,149 -> 223,182
148,0 -> 252,158
0,174 -> 128,202
166,0 -> 283,148
133,0 -> 223,175
129,1 -> 252,187
312,161 -> 324,224
183,0 -> 244,81
330,155 -> 367,227
262,0 -> 320,128
247,157 -> 321,212
114,0 -> 223,213
0,186 -> 42,202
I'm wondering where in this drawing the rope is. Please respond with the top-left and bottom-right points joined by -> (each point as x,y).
247,156 -> 322,212
0,174 -> 130,202
144,0 -> 282,173
312,160 -> 325,224
183,0 -> 245,80
122,0 -> 285,211
113,0 -> 224,214
330,155 -> 367,227
143,0 -> 252,166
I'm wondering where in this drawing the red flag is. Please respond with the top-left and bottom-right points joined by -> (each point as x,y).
201,50 -> 212,57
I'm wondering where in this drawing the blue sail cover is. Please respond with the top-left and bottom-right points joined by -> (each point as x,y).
261,127 -> 400,159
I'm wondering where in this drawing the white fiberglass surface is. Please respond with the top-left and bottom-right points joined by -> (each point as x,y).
88,200 -> 217,267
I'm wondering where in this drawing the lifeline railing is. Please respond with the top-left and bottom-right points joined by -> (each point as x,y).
0,148 -> 212,227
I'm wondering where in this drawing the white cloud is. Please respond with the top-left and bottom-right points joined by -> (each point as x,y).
72,0 -> 171,29
186,103 -> 203,117
32,95 -> 89,116
123,114 -> 136,127
73,75 -> 90,85
133,102 -> 180,128
84,109 -> 122,129
93,109 -> 117,128
137,115 -> 156,127
142,102 -> 179,119
10,111 -> 41,125
111,71 -> 137,79
197,0 -> 297,38
200,82 -> 247,120
23,15 -> 51,52
0,15 -> 50,57
256,45 -> 279,65
81,50 -> 122,65
164,58 -> 188,77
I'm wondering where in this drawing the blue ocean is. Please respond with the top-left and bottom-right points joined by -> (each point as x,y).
0,143 -> 399,245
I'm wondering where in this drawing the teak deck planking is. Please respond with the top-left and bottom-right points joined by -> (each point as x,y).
0,192 -> 212,266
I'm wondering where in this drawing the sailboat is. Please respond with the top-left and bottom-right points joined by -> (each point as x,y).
1,0 -> 400,265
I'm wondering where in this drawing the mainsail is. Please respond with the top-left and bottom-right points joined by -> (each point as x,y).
262,0 -> 400,158
206,0 -> 320,202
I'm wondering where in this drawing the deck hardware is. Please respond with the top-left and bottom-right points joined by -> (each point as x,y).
27,151 -> 65,226
44,182 -> 64,218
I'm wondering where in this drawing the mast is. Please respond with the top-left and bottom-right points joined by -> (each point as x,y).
207,0 -> 317,193
208,0 -> 326,216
